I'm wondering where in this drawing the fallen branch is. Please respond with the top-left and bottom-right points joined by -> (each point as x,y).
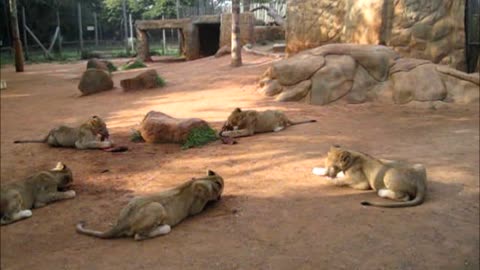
250,5 -> 285,27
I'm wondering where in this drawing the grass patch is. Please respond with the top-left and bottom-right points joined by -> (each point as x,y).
182,126 -> 218,150
130,129 -> 144,142
156,75 -> 166,87
120,59 -> 147,70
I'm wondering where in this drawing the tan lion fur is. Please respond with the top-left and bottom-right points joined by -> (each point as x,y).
220,108 -> 315,138
1,162 -> 75,225
318,145 -> 427,208
76,170 -> 224,241
14,116 -> 113,149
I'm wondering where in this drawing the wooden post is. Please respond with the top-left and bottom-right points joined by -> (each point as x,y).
162,15 -> 166,55
56,10 -> 62,55
77,2 -> 83,52
122,0 -> 129,54
94,12 -> 98,47
9,0 -> 24,72
21,5 -> 28,60
231,0 -> 242,67
129,13 -> 134,52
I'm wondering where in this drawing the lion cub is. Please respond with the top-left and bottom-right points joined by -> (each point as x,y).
1,162 -> 75,225
313,145 -> 427,208
14,115 -> 113,150
219,108 -> 316,138
76,170 -> 224,241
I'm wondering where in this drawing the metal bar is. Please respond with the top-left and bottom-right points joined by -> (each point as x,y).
21,6 -> 28,60
78,2 -> 83,52
25,25 -> 51,58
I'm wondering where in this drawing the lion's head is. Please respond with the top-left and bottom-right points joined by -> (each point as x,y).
87,116 -> 110,141
51,162 -> 73,191
221,108 -> 245,132
324,145 -> 355,178
192,170 -> 224,201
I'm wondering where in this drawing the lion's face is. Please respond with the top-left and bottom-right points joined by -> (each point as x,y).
223,108 -> 245,131
51,162 -> 74,191
193,170 -> 224,201
325,146 -> 352,178
88,116 -> 109,140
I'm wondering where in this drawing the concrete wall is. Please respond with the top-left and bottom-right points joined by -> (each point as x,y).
286,0 -> 467,70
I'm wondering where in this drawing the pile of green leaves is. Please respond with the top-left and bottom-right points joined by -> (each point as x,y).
156,75 -> 166,87
120,59 -> 147,70
130,129 -> 144,142
182,126 -> 218,150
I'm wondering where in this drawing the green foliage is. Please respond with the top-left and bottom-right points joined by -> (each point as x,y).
120,59 -> 147,70
105,61 -> 118,72
182,126 -> 218,150
156,75 -> 166,87
130,129 -> 144,142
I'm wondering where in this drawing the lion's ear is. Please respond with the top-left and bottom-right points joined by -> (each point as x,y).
206,169 -> 216,176
193,182 -> 210,199
330,145 -> 341,150
339,151 -> 351,165
234,108 -> 242,113
52,162 -> 66,171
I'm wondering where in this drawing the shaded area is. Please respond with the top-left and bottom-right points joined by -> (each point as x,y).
197,23 -> 220,57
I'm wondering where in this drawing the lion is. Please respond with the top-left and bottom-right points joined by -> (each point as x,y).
14,115 -> 113,150
76,170 -> 224,241
313,145 -> 427,208
219,108 -> 316,138
1,162 -> 75,225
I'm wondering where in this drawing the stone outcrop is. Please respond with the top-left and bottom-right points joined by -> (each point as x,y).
86,59 -> 116,73
286,0 -> 467,71
258,44 -> 479,105
120,69 -> 164,91
139,111 -> 210,144
78,69 -> 114,95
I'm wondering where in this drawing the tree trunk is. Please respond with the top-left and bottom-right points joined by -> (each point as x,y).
9,0 -> 24,72
243,0 -> 250,12
231,0 -> 242,67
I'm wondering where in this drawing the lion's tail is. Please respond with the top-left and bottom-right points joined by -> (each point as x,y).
288,119 -> 317,126
13,138 -> 47,144
361,165 -> 427,208
76,221 -> 126,239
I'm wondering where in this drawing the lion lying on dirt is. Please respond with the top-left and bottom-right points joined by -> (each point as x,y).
313,145 -> 427,208
14,115 -> 113,150
219,108 -> 316,138
76,170 -> 224,241
1,162 -> 75,225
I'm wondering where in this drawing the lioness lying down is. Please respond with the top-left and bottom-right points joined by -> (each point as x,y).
14,115 -> 113,150
313,145 -> 427,208
76,170 -> 224,241
1,162 -> 75,225
219,108 -> 316,138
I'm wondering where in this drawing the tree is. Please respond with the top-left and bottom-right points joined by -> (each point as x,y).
9,0 -> 24,72
230,0 -> 241,67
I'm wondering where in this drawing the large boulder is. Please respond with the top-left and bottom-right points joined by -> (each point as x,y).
257,44 -> 479,106
139,111 -> 210,144
310,55 -> 356,105
86,59 -> 117,73
78,69 -> 114,95
120,69 -> 164,92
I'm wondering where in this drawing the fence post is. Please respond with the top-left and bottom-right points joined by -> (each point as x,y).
56,10 -> 62,56
21,6 -> 28,60
162,15 -> 166,55
122,0 -> 129,54
77,2 -> 83,52
94,12 -> 98,47
129,13 -> 134,52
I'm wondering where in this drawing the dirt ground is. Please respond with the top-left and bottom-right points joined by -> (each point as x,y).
1,54 -> 479,270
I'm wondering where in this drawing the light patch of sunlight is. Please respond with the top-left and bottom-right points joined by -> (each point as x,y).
0,94 -> 32,98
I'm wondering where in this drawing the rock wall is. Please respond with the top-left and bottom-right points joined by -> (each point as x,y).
258,44 -> 479,106
219,13 -> 255,47
286,0 -> 467,71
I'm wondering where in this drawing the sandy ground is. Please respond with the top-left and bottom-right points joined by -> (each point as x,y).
1,54 -> 479,270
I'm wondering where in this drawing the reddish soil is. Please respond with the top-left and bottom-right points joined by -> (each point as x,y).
1,54 -> 479,270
